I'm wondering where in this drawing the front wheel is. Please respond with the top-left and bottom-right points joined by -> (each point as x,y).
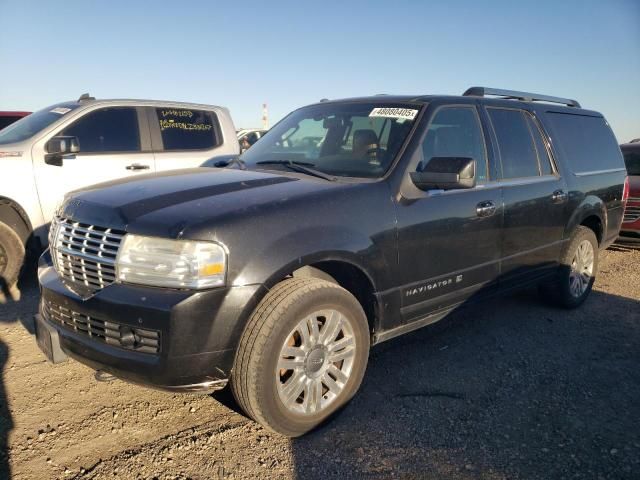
231,277 -> 370,437
540,226 -> 599,308
0,221 -> 25,290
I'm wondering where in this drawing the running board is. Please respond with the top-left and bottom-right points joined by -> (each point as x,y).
372,308 -> 452,345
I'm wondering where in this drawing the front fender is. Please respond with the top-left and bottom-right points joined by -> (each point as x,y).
228,224 -> 386,291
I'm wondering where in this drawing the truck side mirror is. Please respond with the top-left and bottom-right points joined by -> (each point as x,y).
45,136 -> 80,166
410,156 -> 476,191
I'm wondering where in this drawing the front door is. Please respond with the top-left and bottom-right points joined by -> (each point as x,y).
395,105 -> 503,323
33,106 -> 155,222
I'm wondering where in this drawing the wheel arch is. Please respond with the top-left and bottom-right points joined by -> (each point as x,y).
566,195 -> 606,246
0,196 -> 33,244
260,254 -> 381,336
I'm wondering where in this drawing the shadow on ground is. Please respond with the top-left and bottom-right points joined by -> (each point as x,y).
0,264 -> 39,479
281,288 -> 640,479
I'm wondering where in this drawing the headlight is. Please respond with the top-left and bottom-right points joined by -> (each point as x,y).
116,235 -> 227,289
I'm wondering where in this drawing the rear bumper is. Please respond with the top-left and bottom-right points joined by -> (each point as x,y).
37,250 -> 266,391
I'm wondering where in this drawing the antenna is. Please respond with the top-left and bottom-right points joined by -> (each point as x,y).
262,103 -> 269,129
78,93 -> 95,102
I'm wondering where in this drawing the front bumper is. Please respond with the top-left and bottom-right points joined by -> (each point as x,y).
37,250 -> 266,391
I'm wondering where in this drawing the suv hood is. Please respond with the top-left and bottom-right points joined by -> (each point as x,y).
59,167 -> 346,237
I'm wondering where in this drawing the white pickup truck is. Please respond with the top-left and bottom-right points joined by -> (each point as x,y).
0,95 -> 239,288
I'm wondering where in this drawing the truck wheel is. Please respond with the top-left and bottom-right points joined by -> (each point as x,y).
0,221 -> 25,289
231,277 -> 370,437
540,226 -> 599,308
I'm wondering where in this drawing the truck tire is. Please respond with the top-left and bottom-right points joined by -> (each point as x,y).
231,277 -> 370,437
0,221 -> 25,289
540,226 -> 599,308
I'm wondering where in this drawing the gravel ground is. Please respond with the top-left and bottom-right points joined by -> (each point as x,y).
1,246 -> 639,480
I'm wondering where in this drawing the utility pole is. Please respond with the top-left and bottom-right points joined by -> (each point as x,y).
262,103 -> 269,129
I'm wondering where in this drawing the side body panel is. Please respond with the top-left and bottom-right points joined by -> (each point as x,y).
538,109 -> 627,248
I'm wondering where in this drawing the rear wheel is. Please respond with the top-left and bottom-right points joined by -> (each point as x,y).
540,226 -> 598,308
0,221 -> 25,290
231,277 -> 370,437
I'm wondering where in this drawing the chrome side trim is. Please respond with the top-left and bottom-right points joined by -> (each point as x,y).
373,308 -> 452,344
573,168 -> 626,177
159,379 -> 229,392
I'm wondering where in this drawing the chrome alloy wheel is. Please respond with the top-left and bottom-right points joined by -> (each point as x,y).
569,239 -> 594,298
276,309 -> 356,416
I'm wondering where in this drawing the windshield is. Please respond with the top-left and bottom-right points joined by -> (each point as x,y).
0,102 -> 80,145
241,102 -> 421,178
623,147 -> 640,176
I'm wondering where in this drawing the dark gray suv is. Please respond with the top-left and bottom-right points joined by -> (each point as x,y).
35,87 -> 627,436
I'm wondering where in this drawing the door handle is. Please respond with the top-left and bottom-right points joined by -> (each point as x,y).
126,163 -> 150,171
551,189 -> 568,204
476,200 -> 496,217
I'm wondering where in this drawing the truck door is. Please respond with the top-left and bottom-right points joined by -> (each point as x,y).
395,105 -> 503,323
33,106 -> 155,222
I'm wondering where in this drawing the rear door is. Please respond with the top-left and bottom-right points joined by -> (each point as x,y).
486,107 -> 568,286
33,106 -> 155,222
148,106 -> 225,170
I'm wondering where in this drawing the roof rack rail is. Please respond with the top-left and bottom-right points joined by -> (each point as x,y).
463,87 -> 581,108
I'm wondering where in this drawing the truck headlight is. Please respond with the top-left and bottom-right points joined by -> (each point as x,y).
116,235 -> 227,289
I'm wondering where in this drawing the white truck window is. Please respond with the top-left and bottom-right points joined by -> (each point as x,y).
61,107 -> 140,153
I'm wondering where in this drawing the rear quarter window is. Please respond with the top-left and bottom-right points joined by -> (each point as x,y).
544,112 -> 624,173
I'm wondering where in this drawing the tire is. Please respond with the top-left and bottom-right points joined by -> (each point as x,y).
231,277 -> 370,437
0,221 -> 25,290
539,226 -> 599,308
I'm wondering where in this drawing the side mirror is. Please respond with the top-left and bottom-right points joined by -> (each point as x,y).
45,136 -> 80,166
410,156 -> 476,191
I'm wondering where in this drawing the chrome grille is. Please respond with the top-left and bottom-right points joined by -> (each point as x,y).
43,299 -> 160,354
50,216 -> 125,292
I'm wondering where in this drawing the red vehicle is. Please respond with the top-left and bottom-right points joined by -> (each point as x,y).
620,141 -> 640,241
0,111 -> 30,130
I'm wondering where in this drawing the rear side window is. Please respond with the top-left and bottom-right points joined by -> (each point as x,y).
545,113 -> 624,173
488,108 -> 539,179
422,106 -> 488,182
623,148 -> 640,176
61,107 -> 140,153
156,108 -> 219,151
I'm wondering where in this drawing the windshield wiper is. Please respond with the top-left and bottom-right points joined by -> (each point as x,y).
255,160 -> 337,182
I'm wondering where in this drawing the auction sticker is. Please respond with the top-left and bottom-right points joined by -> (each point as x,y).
50,107 -> 71,115
369,107 -> 418,121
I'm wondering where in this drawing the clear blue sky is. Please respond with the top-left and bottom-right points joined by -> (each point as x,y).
1,0 -> 638,142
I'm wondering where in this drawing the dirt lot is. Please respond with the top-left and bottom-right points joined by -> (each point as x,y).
1,246 -> 639,480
